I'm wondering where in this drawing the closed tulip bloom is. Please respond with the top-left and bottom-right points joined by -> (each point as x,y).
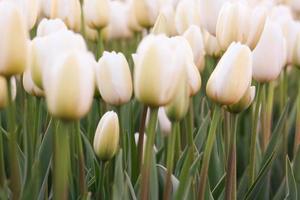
158,107 -> 172,135
36,18 -> 68,37
83,0 -> 109,30
43,50 -> 95,120
183,25 -> 206,71
174,0 -> 200,34
152,13 -> 169,35
93,111 -> 119,161
101,1 -> 133,41
165,73 -> 190,122
127,0 -> 143,32
216,2 -> 251,50
226,86 -> 255,113
203,30 -> 222,58
289,0 -> 300,13
292,32 -> 300,67
206,42 -> 252,105
0,76 -> 17,110
40,0 -> 81,32
133,0 -> 159,28
199,0 -> 225,36
134,35 -> 184,107
252,19 -> 286,83
31,30 -> 87,89
0,1 -> 29,77
96,51 -> 133,106
159,5 -> 177,36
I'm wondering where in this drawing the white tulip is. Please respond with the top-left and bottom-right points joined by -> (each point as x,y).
94,111 -> 119,161
0,76 -> 17,109
83,0 -> 109,30
96,51 -> 133,106
43,50 -> 95,120
206,42 -> 252,105
36,18 -> 68,37
133,0 -> 159,28
23,69 -> 44,97
203,30 -> 222,58
252,19 -> 286,82
0,1 -> 29,77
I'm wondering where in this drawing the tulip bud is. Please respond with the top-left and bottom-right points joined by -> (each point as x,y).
152,13 -> 169,35
158,107 -> 172,135
96,51 -> 133,106
93,111 -> 119,161
23,69 -> 44,97
183,25 -> 206,71
83,0 -> 109,30
133,0 -> 159,28
252,19 -> 286,83
203,30 -> 222,58
226,86 -> 255,113
289,0 -> 300,14
165,73 -> 190,121
134,34 -> 184,107
0,1 -> 29,77
43,50 -> 95,120
40,0 -> 82,32
216,2 -> 251,50
206,42 -> 252,105
174,0 -> 200,34
0,76 -> 17,110
31,30 -> 87,89
101,1 -> 133,41
127,0 -> 143,32
36,18 -> 68,37
199,0 -> 225,36
159,5 -> 177,36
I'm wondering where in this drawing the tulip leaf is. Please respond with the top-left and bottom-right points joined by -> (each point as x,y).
285,157 -> 297,200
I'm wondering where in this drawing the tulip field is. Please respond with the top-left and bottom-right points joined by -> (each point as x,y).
2,0 -> 300,200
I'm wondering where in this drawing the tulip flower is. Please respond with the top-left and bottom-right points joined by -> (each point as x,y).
0,1 -> 29,77
183,25 -> 206,71
134,34 -> 184,107
174,0 -> 200,34
23,69 -> 44,97
203,30 -> 222,58
289,0 -> 300,14
36,18 -> 68,37
158,107 -> 172,135
0,76 -> 17,110
101,1 -> 133,41
31,30 -> 87,89
43,50 -> 95,120
198,0 -> 225,36
133,0 -> 159,28
252,19 -> 286,83
206,42 -> 252,105
83,0 -> 109,30
40,0 -> 81,32
93,111 -> 119,161
226,86 -> 256,113
127,0 -> 143,32
96,51 -> 133,106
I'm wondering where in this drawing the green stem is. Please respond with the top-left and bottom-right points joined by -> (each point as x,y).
262,83 -> 274,152
75,121 -> 87,199
0,113 -> 5,188
140,107 -> 158,200
137,105 -> 148,171
53,121 -> 71,200
96,30 -> 104,60
99,161 -> 107,200
294,79 -> 300,155
225,114 -> 238,200
186,99 -> 194,147
198,106 -> 221,200
163,122 -> 178,200
248,84 -> 263,187
6,77 -> 21,200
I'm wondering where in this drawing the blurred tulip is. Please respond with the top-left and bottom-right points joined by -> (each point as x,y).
0,76 -> 17,110
252,19 -> 286,83
183,25 -> 206,71
226,86 -> 255,113
84,25 -> 99,42
31,30 -> 87,89
269,5 -> 293,25
23,69 -> 44,97
152,13 -> 169,35
199,0 -> 225,35
203,30 -> 222,58
216,2 -> 251,50
43,50 -> 95,120
36,18 -> 68,37
134,34 -> 184,107
101,1 -> 133,41
158,107 -> 172,135
83,0 -> 109,30
174,0 -> 200,34
93,111 -> 119,161
0,1 -> 29,77
40,0 -> 81,32
206,42 -> 252,105
289,0 -> 300,14
292,32 -> 300,67
133,0 -> 159,28
96,51 -> 133,106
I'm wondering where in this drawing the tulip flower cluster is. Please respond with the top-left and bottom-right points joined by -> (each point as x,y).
1,0 -> 300,200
